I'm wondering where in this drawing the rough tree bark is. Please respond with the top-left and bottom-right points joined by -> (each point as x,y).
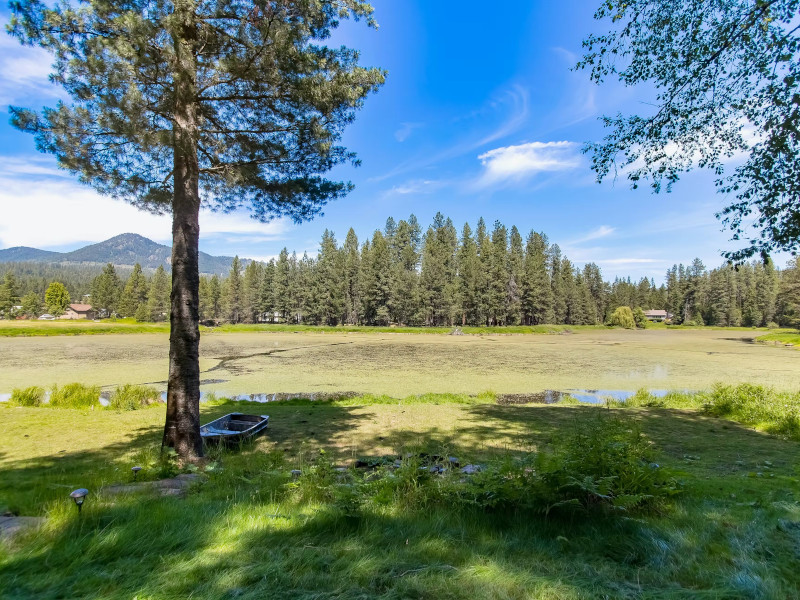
162,0 -> 203,459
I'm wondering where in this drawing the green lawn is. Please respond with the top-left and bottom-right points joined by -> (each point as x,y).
2,397 -> 800,598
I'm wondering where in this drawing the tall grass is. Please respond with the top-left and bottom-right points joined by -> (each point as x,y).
48,383 -> 101,408
9,386 -> 45,407
702,383 -> 800,440
107,384 -> 161,410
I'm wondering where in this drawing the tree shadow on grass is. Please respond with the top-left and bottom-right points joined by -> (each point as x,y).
457,403 -> 800,473
0,403 -> 373,515
3,403 -> 800,598
0,484 -> 695,600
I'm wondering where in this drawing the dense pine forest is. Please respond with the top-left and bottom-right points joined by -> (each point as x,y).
1,213 -> 798,327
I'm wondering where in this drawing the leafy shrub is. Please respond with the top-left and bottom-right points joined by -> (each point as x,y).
286,414 -> 681,518
10,386 -> 45,407
533,414 -> 681,514
49,383 -> 101,408
608,306 -> 636,329
703,383 -> 800,441
108,384 -> 161,410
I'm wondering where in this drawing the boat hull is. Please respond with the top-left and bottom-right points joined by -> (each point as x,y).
200,413 -> 270,444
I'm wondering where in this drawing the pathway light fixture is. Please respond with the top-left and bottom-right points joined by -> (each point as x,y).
70,488 -> 89,514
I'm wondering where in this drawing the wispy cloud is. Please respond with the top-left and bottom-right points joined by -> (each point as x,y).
371,85 -> 531,182
383,179 -> 445,197
596,258 -> 661,265
568,225 -> 615,245
476,141 -> 581,186
394,122 -> 424,143
0,31 -> 61,106
472,85 -> 530,147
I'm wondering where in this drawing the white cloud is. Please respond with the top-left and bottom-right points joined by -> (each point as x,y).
477,141 -> 581,185
0,155 -> 290,249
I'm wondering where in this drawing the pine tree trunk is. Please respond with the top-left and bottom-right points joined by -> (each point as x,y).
163,1 -> 203,460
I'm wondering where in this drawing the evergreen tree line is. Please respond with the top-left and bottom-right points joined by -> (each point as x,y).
1,213 -> 799,327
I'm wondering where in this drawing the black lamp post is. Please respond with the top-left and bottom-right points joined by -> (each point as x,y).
70,488 -> 89,514
132,466 -> 142,481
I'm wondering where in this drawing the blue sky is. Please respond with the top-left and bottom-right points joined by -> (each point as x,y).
0,0 -> 785,281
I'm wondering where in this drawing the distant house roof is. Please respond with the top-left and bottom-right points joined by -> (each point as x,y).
69,303 -> 93,312
644,309 -> 673,319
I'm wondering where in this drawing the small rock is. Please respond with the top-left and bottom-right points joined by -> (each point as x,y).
104,473 -> 206,498
448,457 -> 459,466
0,516 -> 45,539
461,464 -> 483,475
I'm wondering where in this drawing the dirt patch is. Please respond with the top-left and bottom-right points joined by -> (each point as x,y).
496,391 -> 566,405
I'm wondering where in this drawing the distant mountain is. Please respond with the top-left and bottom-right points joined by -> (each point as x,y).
0,233 -> 245,275
0,246 -> 62,262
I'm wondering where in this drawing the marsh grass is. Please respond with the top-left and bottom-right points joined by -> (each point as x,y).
48,383 -> 101,409
8,386 -> 45,407
702,383 -> 800,440
615,384 -> 800,441
107,384 -> 161,410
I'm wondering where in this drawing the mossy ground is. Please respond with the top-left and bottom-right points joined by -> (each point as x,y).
2,327 -> 798,394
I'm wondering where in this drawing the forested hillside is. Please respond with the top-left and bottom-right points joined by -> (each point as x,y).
1,213 -> 798,327
0,233 -> 239,275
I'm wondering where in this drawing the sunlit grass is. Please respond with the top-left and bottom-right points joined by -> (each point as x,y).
1,396 -> 800,598
0,320 -> 609,337
757,330 -> 800,347
0,318 -> 171,337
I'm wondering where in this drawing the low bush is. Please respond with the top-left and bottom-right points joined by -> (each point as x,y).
289,412 -> 681,518
49,383 -> 101,408
9,386 -> 45,407
532,414 -> 681,514
108,384 -> 161,410
703,383 -> 800,440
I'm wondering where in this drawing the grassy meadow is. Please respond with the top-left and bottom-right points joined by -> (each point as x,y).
2,393 -> 800,598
